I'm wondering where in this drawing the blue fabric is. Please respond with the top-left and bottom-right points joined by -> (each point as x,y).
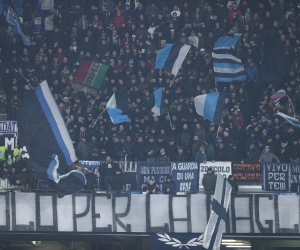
214,75 -> 245,82
155,44 -> 173,69
107,107 -> 129,124
6,7 -> 31,45
203,92 -> 219,122
153,87 -> 162,108
274,113 -> 300,128
245,66 -> 258,81
213,62 -> 243,69
35,85 -> 73,165
47,154 -> 58,181
215,34 -> 241,49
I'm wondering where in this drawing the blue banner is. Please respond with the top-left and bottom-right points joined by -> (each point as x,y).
6,7 -> 31,45
171,162 -> 199,192
290,163 -> 300,192
263,163 -> 290,191
138,161 -> 171,191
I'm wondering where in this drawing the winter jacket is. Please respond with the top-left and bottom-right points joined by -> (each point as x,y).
259,152 -> 279,162
194,151 -> 207,164
143,182 -> 160,194
39,0 -> 54,10
84,173 -> 98,190
144,142 -> 159,158
156,153 -> 171,162
112,174 -> 124,190
162,181 -> 176,194
133,142 -> 147,161
202,173 -> 217,192
0,178 -> 10,191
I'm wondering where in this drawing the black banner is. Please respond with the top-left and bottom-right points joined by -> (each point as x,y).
232,163 -> 261,184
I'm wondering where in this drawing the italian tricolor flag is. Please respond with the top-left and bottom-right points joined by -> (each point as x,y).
73,61 -> 109,96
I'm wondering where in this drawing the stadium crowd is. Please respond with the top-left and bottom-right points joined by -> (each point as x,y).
0,0 -> 299,191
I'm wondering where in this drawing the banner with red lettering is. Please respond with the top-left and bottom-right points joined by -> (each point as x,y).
232,163 -> 261,184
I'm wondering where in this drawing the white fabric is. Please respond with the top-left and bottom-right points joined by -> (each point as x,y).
194,94 -> 207,116
171,44 -> 191,77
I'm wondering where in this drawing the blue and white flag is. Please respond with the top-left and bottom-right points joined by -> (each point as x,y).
274,111 -> 300,128
212,34 -> 245,83
155,42 -> 190,77
106,87 -> 130,124
202,174 -> 232,250
194,92 -> 226,124
6,7 -> 31,46
270,89 -> 287,103
214,33 -> 242,52
148,87 -> 167,116
17,81 -> 86,198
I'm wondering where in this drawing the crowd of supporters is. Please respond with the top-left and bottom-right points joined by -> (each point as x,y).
0,0 -> 299,190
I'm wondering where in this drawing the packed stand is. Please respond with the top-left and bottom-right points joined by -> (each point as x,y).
0,0 -> 298,191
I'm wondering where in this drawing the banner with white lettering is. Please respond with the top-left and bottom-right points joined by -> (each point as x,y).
199,162 -> 231,188
232,163 -> 261,184
289,163 -> 300,192
171,162 -> 199,192
0,121 -> 17,154
263,163 -> 290,191
138,162 -> 171,191
0,192 -> 299,234
80,160 -> 137,191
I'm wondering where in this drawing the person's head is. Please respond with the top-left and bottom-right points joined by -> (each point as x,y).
149,178 -> 154,185
200,145 -> 205,151
87,168 -> 93,173
265,146 -> 270,152
228,175 -> 234,181
106,156 -> 111,162
166,175 -> 172,182
207,167 -> 213,174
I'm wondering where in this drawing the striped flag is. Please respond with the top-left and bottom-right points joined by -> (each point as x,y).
212,34 -> 245,83
194,92 -> 226,124
73,61 -> 109,96
17,81 -> 86,198
106,87 -> 130,124
155,42 -> 190,77
270,89 -> 287,103
274,112 -> 300,128
147,88 -> 167,117
202,174 -> 232,250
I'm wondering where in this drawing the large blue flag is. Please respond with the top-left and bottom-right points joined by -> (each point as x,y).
6,7 -> 31,45
194,92 -> 226,124
155,42 -> 190,77
147,87 -> 167,116
17,81 -> 86,197
212,34 -> 245,82
106,87 -> 130,124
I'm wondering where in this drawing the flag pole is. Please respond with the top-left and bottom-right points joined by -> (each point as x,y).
286,94 -> 296,117
167,112 -> 173,127
11,67 -> 34,90
92,109 -> 107,128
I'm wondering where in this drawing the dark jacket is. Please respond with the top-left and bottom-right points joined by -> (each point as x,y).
202,172 -> 217,192
244,148 -> 261,163
162,180 -> 176,194
194,150 -> 207,164
133,142 -> 147,161
112,173 -> 124,190
143,182 -> 160,194
99,161 -> 118,176
84,172 -> 98,190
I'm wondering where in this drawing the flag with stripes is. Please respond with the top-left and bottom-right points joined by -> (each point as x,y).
17,81 -> 86,198
106,87 -> 130,124
212,34 -> 245,82
148,88 -> 167,116
6,7 -> 31,46
155,42 -> 191,77
270,89 -> 287,103
274,112 -> 300,128
202,174 -> 232,250
73,61 -> 109,96
194,92 -> 226,124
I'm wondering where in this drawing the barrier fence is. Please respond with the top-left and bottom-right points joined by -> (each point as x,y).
78,161 -> 300,193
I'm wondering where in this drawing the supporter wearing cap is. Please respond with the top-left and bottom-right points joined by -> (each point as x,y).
202,167 -> 217,193
241,143 -> 260,164
259,146 -> 280,163
84,167 -> 98,190
162,175 -> 176,194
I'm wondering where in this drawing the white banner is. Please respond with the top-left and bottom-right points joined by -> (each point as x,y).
199,162 -> 232,188
0,121 -> 17,153
0,192 -> 299,234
